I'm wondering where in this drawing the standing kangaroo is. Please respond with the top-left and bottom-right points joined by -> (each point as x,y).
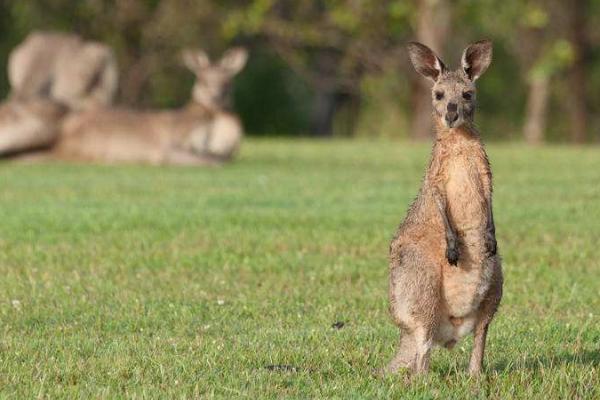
383,40 -> 503,376
55,48 -> 247,165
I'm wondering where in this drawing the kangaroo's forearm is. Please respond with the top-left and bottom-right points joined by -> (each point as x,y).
487,204 -> 495,235
432,188 -> 459,265
432,189 -> 456,238
485,200 -> 497,256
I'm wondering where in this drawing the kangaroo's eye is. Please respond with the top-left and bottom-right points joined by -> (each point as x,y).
463,91 -> 473,100
435,91 -> 444,100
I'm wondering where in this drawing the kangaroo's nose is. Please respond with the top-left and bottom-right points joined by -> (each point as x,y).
445,112 -> 458,124
445,102 -> 458,125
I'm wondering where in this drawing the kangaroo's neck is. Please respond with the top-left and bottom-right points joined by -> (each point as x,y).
191,91 -> 231,114
434,119 -> 480,142
425,119 -> 489,184
183,101 -> 217,117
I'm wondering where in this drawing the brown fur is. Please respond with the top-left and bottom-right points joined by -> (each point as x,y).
0,31 -> 117,157
383,41 -> 503,376
52,48 -> 248,165
8,31 -> 118,110
0,99 -> 67,156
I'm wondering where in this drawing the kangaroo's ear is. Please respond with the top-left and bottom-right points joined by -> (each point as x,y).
461,40 -> 492,81
407,42 -> 446,82
182,49 -> 210,72
219,47 -> 248,77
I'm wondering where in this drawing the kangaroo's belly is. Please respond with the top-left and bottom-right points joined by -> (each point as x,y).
434,313 -> 477,347
442,262 -> 488,317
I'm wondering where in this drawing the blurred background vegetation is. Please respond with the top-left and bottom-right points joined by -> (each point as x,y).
0,0 -> 599,142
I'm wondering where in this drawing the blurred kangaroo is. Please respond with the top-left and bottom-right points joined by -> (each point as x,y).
8,31 -> 118,110
55,48 -> 248,165
383,40 -> 502,376
0,99 -> 67,156
0,31 -> 118,157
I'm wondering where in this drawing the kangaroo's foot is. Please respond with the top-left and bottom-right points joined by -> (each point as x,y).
380,333 -> 416,376
412,327 -> 434,374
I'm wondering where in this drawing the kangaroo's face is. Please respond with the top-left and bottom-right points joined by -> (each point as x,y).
182,48 -> 248,109
407,40 -> 492,129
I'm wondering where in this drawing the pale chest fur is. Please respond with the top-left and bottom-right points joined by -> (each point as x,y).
436,135 -> 492,241
445,150 -> 490,239
438,137 -> 494,318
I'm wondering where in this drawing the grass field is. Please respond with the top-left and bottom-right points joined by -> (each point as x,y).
0,139 -> 598,398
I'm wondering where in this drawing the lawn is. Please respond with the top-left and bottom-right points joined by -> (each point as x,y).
0,139 -> 598,398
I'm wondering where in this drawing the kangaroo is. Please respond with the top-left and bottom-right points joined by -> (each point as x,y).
0,98 -> 67,156
0,31 -> 118,157
8,31 -> 118,110
54,47 -> 248,165
383,40 -> 503,376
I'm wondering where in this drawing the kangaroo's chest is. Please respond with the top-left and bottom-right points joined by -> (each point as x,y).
441,148 -> 493,317
445,154 -> 489,235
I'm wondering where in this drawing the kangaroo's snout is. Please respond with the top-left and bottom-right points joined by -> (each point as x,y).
445,113 -> 458,127
445,103 -> 459,126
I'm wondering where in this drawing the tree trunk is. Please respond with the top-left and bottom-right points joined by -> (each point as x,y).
310,89 -> 361,136
334,91 -> 362,136
523,75 -> 549,144
565,0 -> 588,143
310,89 -> 337,136
308,46 -> 363,137
410,0 -> 450,140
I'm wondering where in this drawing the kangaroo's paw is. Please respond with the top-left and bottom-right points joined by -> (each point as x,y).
484,232 -> 497,256
446,243 -> 459,266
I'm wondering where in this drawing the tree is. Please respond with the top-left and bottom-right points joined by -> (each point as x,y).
564,0 -> 589,143
410,0 -> 450,141
225,0 -> 412,136
464,0 -> 577,144
523,41 -> 574,144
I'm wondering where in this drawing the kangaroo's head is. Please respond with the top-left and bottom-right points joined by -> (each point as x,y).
182,47 -> 248,110
407,40 -> 492,130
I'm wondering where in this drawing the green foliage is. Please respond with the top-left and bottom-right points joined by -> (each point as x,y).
0,140 -> 599,397
529,40 -> 575,81
522,3 -> 550,29
0,0 -> 597,140
233,50 -> 312,135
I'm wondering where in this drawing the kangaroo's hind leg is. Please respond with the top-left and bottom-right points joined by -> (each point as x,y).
386,243 -> 442,375
382,332 -> 416,374
469,256 -> 503,376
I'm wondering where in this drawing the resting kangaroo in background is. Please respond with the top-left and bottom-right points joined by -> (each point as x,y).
383,40 -> 503,376
55,48 -> 247,165
0,99 -> 67,156
0,31 -> 117,157
8,31 -> 118,110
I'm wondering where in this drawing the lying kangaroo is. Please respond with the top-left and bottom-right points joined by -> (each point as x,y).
55,48 -> 248,165
0,31 -> 118,157
8,31 -> 118,110
383,40 -> 503,376
0,99 -> 67,157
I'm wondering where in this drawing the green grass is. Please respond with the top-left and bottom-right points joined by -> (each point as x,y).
0,139 -> 599,398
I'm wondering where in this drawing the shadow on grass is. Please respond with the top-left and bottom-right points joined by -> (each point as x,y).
492,350 -> 600,372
